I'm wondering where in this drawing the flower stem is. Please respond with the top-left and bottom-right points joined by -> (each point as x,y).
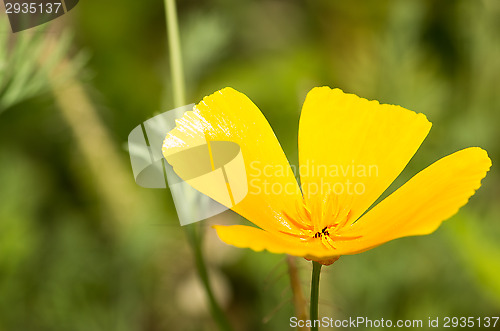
186,225 -> 233,331
164,0 -> 186,107
310,261 -> 323,331
163,1 -> 232,330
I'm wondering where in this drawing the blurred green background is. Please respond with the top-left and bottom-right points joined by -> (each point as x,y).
1,0 -> 499,330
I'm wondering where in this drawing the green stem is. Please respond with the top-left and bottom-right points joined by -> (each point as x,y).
164,0 -> 186,107
186,225 -> 233,331
163,1 -> 232,330
310,261 -> 322,331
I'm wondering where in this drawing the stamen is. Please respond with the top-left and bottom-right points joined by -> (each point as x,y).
331,234 -> 362,241
297,205 -> 311,225
279,192 -> 361,250
321,235 -> 337,250
283,210 -> 309,230
336,210 -> 353,229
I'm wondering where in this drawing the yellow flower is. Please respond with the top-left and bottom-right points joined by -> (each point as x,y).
162,87 -> 491,265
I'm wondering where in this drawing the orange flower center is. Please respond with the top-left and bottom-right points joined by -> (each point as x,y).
281,194 -> 362,250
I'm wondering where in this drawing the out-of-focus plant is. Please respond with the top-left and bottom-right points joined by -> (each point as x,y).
0,16 -> 86,113
447,212 -> 500,308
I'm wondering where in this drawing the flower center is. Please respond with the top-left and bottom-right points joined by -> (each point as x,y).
281,194 -> 362,250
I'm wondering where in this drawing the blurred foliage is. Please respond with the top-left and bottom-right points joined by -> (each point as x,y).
0,0 -> 499,330
0,17 -> 86,112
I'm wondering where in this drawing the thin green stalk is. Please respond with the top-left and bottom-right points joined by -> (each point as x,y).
164,0 -> 186,108
186,225 -> 233,331
163,1 -> 233,330
310,261 -> 322,331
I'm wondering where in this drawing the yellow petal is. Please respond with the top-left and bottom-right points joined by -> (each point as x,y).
298,87 -> 432,224
337,147 -> 492,254
163,88 -> 303,234
213,224 -> 335,258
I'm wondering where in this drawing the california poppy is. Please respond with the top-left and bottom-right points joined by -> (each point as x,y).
162,87 -> 491,265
